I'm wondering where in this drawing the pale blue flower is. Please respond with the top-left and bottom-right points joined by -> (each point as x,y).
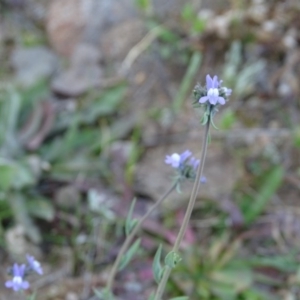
199,75 -> 226,105
165,150 -> 192,168
5,264 -> 29,292
26,254 -> 43,275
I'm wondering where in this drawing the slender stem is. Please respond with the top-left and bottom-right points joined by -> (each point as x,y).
106,181 -> 178,292
154,119 -> 211,300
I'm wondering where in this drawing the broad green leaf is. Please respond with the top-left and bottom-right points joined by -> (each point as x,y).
169,297 -> 189,300
0,159 -> 35,191
118,238 -> 141,271
27,197 -> 55,221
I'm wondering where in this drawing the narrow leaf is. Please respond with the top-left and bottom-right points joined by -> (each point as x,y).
26,293 -> 36,300
93,288 -> 115,300
125,198 -> 137,236
173,52 -> 202,113
153,244 -> 163,284
245,166 -> 283,223
118,238 -> 141,271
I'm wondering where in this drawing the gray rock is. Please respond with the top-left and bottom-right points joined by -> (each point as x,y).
46,0 -> 139,57
11,46 -> 58,87
51,43 -> 103,96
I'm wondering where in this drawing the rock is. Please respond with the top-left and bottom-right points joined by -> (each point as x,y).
51,43 -> 103,96
55,185 -> 81,209
100,19 -> 145,62
46,0 -> 139,57
46,0 -> 90,56
5,224 -> 41,258
11,46 -> 58,87
135,140 -> 239,211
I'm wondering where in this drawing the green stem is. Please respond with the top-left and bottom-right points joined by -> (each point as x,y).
154,119 -> 211,300
106,181 -> 178,292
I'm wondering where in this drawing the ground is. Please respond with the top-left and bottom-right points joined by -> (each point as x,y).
1,0 -> 300,299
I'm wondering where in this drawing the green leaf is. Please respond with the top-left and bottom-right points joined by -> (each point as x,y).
93,288 -> 115,300
153,244 -> 163,284
210,114 -> 219,130
27,197 -> 55,221
125,198 -> 137,236
0,161 -> 16,190
211,268 -> 253,292
26,293 -> 36,300
147,292 -> 155,300
135,0 -> 150,10
219,108 -> 236,130
0,159 -> 35,191
118,238 -> 141,271
173,52 -> 202,113
83,85 -> 127,123
181,3 -> 194,21
165,251 -> 182,269
245,166 -> 284,224
293,126 -> 300,148
169,297 -> 189,300
9,193 -> 41,243
210,282 -> 238,299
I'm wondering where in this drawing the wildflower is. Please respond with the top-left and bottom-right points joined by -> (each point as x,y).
26,254 -> 43,275
189,157 -> 200,170
222,86 -> 232,97
165,151 -> 206,183
165,150 -> 192,169
187,156 -> 206,183
199,75 -> 225,105
5,264 -> 29,292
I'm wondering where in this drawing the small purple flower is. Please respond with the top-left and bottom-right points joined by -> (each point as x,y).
165,150 -> 192,168
222,87 -> 232,97
188,157 -> 206,183
200,176 -> 207,184
26,254 -> 43,275
189,157 -> 200,170
199,75 -> 226,105
5,264 -> 29,292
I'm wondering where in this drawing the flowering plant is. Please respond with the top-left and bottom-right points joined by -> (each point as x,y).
5,254 -> 43,293
193,74 -> 231,128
